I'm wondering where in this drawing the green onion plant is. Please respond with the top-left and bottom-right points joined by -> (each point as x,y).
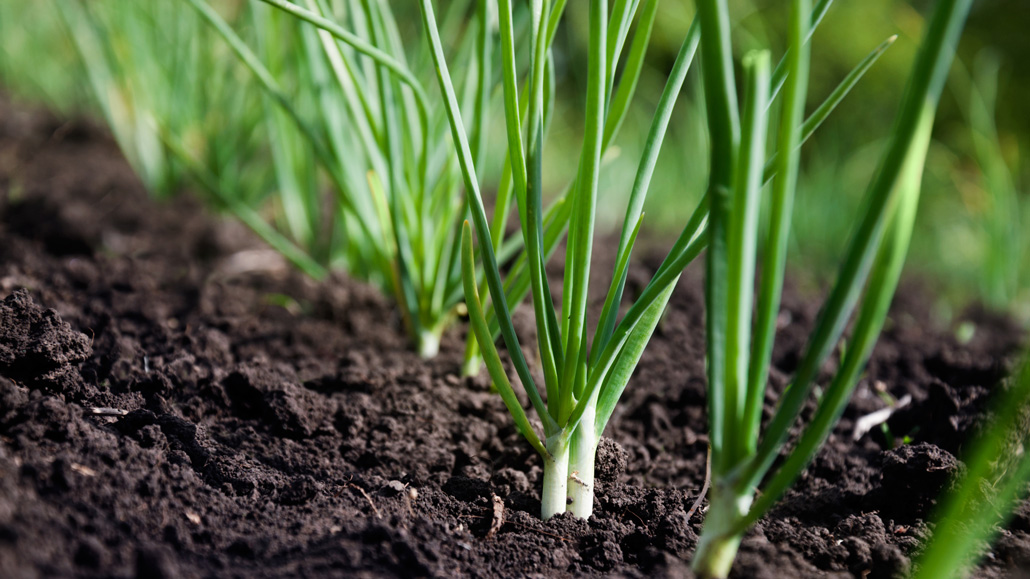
691,0 -> 970,576
454,0 -> 664,378
420,0 -> 895,523
430,0 -> 697,519
54,0 -> 546,358
455,0 -> 899,379
44,0 -> 904,372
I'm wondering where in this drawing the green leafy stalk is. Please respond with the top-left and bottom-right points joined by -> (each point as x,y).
418,0 -> 555,434
461,222 -> 548,459
760,34 -> 897,184
740,103 -> 932,533
480,3 -> 891,356
465,0 -> 667,379
421,0 -> 715,520
592,17 -> 700,365
423,0 -> 899,527
694,45 -> 772,577
692,0 -> 972,576
743,2 -> 812,450
696,0 -> 740,480
723,50 -> 770,468
558,0 -> 607,426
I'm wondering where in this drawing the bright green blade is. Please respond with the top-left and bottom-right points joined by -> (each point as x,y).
417,0 -> 557,435
602,0 -> 658,152
507,0 -> 563,406
461,223 -> 549,459
484,195 -> 573,340
697,0 -> 740,477
761,34 -> 896,184
768,0 -> 833,104
592,283 -> 675,440
721,50 -> 771,466
571,218 -> 709,438
593,213 -> 646,374
605,0 -> 640,97
743,0 -> 811,450
559,0 -> 608,424
592,17 -> 700,363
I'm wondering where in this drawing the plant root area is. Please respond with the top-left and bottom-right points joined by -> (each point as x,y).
1,97 -> 1027,579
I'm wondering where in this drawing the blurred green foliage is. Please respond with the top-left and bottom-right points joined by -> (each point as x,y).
1,0 -> 1026,320
0,2 -> 85,112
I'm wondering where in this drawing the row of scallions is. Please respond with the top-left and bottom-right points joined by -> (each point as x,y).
419,0 -> 899,522
54,0 -> 896,373
176,0 -> 630,362
691,0 -> 971,577
92,0 -> 508,358
50,2 -> 988,575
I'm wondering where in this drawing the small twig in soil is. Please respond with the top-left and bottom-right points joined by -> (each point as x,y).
486,493 -> 505,539
686,444 -> 712,523
569,470 -> 591,490
89,407 -> 129,417
335,477 -> 382,519
852,393 -> 911,441
349,484 -> 381,519
620,508 -> 646,526
461,511 -> 569,542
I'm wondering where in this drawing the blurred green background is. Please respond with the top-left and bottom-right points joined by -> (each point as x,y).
2,0 -> 1027,323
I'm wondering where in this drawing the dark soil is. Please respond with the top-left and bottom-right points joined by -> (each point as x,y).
0,95 -> 1026,579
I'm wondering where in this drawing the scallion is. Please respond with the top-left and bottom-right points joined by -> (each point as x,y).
691,0 -> 971,576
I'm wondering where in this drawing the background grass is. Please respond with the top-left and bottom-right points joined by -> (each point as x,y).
2,0 -> 1026,323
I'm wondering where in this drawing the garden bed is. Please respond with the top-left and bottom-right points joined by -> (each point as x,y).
0,97 -> 1026,578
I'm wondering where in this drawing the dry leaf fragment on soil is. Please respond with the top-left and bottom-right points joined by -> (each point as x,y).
487,493 -> 505,539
